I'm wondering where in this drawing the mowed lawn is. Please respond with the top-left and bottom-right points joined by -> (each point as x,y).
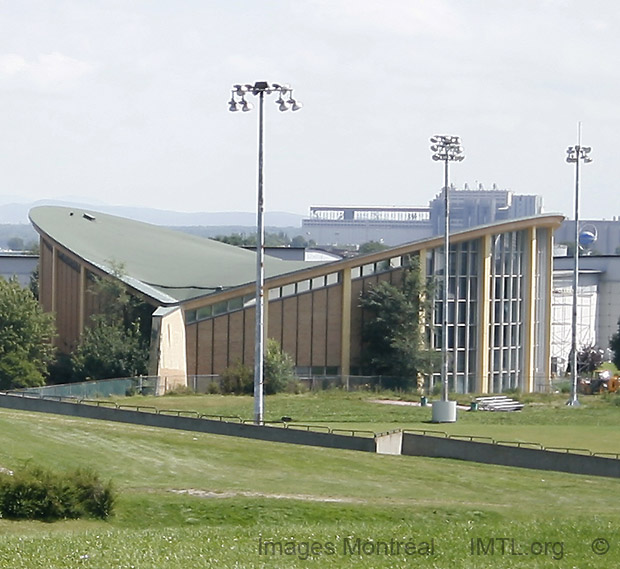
117,390 -> 620,454
0,392 -> 619,568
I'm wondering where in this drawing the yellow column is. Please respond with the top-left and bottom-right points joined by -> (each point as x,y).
264,287 -> 269,343
340,267 -> 352,376
543,229 -> 554,389
523,227 -> 537,393
477,235 -> 491,393
78,264 -> 86,333
51,245 -> 57,314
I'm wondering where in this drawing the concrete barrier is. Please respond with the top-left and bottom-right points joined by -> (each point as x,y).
375,430 -> 403,455
402,432 -> 620,478
0,393 -> 376,453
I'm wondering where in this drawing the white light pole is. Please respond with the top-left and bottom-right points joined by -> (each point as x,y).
229,82 -> 301,424
430,135 -> 464,423
566,124 -> 592,407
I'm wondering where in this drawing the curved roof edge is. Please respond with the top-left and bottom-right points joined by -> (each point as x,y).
29,206 -> 319,304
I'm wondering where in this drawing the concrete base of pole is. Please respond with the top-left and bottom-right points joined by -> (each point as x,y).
431,400 -> 457,423
566,398 -> 581,407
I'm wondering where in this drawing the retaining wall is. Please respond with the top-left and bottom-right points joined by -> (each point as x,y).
0,393 -> 375,453
402,432 -> 620,478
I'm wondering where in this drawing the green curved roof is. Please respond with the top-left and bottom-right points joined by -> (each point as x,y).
29,206 -> 319,304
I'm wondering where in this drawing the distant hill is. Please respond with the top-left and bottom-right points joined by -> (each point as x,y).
0,199 -> 304,227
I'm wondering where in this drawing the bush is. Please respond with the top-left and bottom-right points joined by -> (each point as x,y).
0,464 -> 115,521
220,361 -> 253,394
264,339 -> 295,394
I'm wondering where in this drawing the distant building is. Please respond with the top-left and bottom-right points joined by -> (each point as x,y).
303,185 -> 543,247
0,252 -> 38,287
554,218 -> 620,256
430,184 -> 542,234
242,246 -> 342,262
552,255 -> 620,376
302,205 -> 431,246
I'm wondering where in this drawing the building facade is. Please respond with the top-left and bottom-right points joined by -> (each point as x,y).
31,206 -> 562,394
0,253 -> 38,287
303,186 -> 543,247
551,255 -> 620,376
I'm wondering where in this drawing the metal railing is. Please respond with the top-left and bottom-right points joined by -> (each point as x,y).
3,388 -> 619,459
402,429 -> 619,460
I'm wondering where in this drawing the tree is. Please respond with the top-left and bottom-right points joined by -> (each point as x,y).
610,319 -> 620,370
359,258 -> 439,389
0,277 -> 55,389
6,237 -> 24,251
264,338 -> 295,394
291,235 -> 316,248
71,317 -> 149,380
71,264 -> 152,381
358,241 -> 388,255
212,233 -> 250,247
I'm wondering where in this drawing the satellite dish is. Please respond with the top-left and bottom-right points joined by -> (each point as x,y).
578,224 -> 597,253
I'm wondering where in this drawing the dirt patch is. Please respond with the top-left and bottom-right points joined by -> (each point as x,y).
169,488 -> 362,503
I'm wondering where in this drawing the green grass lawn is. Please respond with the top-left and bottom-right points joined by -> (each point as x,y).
116,390 -> 620,453
0,391 -> 620,567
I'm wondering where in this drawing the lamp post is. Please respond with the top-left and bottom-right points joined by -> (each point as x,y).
430,135 -> 464,422
566,125 -> 592,407
229,81 -> 302,424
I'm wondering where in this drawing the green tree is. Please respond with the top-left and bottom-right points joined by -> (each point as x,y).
358,241 -> 388,255
71,317 -> 148,380
212,233 -> 249,247
71,264 -> 152,381
610,320 -> 620,370
290,235 -> 316,248
212,231 -> 295,249
29,264 -> 39,300
6,237 -> 24,251
359,258 -> 439,389
0,277 -> 55,389
264,338 -> 295,394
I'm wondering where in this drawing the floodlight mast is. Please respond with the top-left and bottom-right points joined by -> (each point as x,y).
229,82 -> 301,425
430,135 -> 464,411
566,124 -> 592,407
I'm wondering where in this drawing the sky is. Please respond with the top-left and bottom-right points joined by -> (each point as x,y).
0,0 -> 619,220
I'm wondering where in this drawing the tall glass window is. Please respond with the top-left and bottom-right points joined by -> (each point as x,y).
429,239 -> 480,393
488,231 -> 525,392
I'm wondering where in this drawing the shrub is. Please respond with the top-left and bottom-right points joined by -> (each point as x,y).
0,464 -> 115,521
220,361 -> 253,394
163,385 -> 195,396
67,468 -> 115,519
264,339 -> 295,394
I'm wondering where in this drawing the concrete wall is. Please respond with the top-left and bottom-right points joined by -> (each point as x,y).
149,306 -> 187,393
401,432 -> 620,479
375,430 -> 403,455
0,254 -> 38,288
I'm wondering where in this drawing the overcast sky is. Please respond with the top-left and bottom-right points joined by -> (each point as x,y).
0,0 -> 618,220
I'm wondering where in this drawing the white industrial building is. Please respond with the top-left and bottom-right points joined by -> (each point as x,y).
552,255 -> 620,376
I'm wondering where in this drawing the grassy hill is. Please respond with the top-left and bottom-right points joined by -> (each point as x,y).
0,392 -> 619,568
